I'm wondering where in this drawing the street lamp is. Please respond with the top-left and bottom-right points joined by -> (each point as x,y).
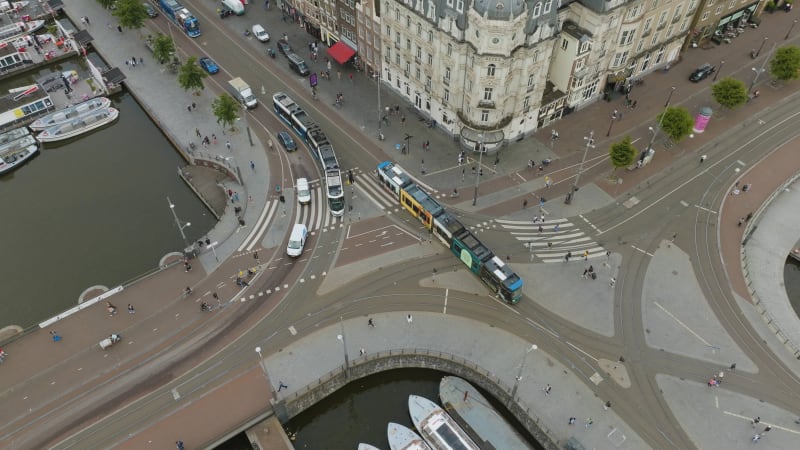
664,86 -> 676,108
472,134 -> 485,206
337,316 -> 350,380
564,131 -> 594,204
749,67 -> 765,95
606,112 -> 617,137
167,197 -> 191,249
509,344 -> 537,406
713,60 -> 724,81
753,36 -> 768,58
255,346 -> 278,402
786,19 -> 798,40
237,109 -> 253,146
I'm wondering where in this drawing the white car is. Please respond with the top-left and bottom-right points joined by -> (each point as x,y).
252,24 -> 270,42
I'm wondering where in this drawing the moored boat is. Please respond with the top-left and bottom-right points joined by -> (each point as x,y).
0,133 -> 36,154
30,97 -> 111,130
0,125 -> 30,146
0,142 -> 38,175
387,422 -> 431,450
358,444 -> 383,450
408,395 -> 479,450
36,107 -> 119,143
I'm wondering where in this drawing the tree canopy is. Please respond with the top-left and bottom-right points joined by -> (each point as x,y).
112,0 -> 148,31
178,57 -> 207,94
96,0 -> 116,9
213,94 -> 240,131
657,107 -> 694,142
609,136 -> 637,171
711,77 -> 748,109
770,45 -> 800,81
150,34 -> 175,65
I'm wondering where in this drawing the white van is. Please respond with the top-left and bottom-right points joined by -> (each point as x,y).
221,0 -> 245,15
296,178 -> 311,205
286,224 -> 307,257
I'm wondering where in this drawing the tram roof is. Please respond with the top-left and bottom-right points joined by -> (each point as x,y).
453,228 -> 493,262
405,185 -> 443,217
485,255 -> 522,287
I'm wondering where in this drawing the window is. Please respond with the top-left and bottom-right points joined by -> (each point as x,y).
456,0 -> 464,12
447,44 -> 453,56
543,0 -> 552,13
416,46 -> 422,60
429,3 -> 436,17
444,89 -> 450,102
386,25 -> 391,35
416,68 -> 420,80
523,96 -> 530,109
612,51 -> 628,67
480,110 -> 489,122
394,9 -> 400,20
715,6 -> 722,15
395,54 -> 400,65
405,15 -> 410,27
561,39 -> 568,50
484,87 -> 493,101
628,5 -> 641,19
446,0 -> 453,6
658,11 -> 668,27
579,41 -> 590,54
674,5 -> 683,19
426,76 -> 431,88
619,30 -> 634,46
395,32 -> 401,46
643,17 -> 653,32
385,46 -> 391,59
688,0 -> 697,9
680,19 -> 689,33
527,74 -> 535,89
405,61 -> 410,74
427,54 -> 433,65
406,39 -> 411,50
416,23 -> 421,36
651,0 -> 658,9
487,64 -> 496,76
636,39 -> 644,52
445,67 -> 451,80
428,30 -> 433,42
701,11 -> 709,21
533,2 -> 541,16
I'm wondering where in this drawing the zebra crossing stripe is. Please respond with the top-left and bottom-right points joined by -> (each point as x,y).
496,218 -> 568,225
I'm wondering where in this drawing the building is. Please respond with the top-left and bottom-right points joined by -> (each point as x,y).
687,0 -> 762,46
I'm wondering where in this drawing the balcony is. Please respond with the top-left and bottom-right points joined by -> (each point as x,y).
478,100 -> 496,109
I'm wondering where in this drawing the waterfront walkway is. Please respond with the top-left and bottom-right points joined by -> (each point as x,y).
0,1 -> 799,449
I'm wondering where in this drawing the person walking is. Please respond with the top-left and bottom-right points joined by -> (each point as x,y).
226,140 -> 231,151
368,318 -> 375,328
250,160 -> 255,171
176,440 -> 185,450
610,277 -> 616,287
700,154 -> 707,163
278,381 -> 288,391
127,304 -> 135,314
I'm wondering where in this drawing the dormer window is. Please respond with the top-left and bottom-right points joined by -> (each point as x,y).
544,0 -> 552,13
487,64 -> 496,76
533,2 -> 541,17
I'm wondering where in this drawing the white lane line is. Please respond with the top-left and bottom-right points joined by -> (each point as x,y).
722,411 -> 800,434
695,204 -> 718,214
653,301 -> 712,347
630,245 -> 654,257
245,201 -> 279,251
580,214 -> 601,232
496,218 -> 568,225
313,187 -> 324,231
443,288 -> 448,314
238,200 -> 277,252
354,182 -> 386,210
566,341 -> 598,362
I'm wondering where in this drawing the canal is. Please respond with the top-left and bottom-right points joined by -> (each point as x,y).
0,57 -> 215,329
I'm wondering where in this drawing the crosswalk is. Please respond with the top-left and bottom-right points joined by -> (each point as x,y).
349,167 -> 441,213
295,185 -> 345,232
496,218 -> 606,263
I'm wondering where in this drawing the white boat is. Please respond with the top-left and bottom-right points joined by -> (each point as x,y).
0,142 -> 37,175
0,1 -> 29,13
408,395 -> 479,450
387,423 -> 431,450
0,19 -> 44,41
358,444 -> 383,450
0,133 -> 35,154
0,125 -> 30,146
30,97 -> 111,130
36,107 -> 119,143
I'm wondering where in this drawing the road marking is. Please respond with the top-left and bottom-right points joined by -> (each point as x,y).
171,388 -> 180,400
288,325 -> 297,335
566,341 -> 598,362
736,160 -> 746,166
715,396 -> 719,409
653,301 -> 712,347
580,214 -> 601,232
723,411 -> 800,434
515,173 -> 527,182
443,288 -> 448,314
630,245 -> 654,257
680,200 -> 689,207
238,200 -> 276,252
695,204 -> 718,214
246,200 -> 280,252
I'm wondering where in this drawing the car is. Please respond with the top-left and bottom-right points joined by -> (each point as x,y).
277,131 -> 297,151
252,24 -> 270,43
142,2 -> 158,18
198,57 -> 219,74
689,63 -> 715,82
276,39 -> 292,56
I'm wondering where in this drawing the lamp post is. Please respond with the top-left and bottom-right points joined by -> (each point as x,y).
664,86 -> 676,108
749,67 -> 765,95
472,134 -> 485,206
787,20 -> 798,40
255,346 -> 277,402
376,69 -> 382,134
753,36 -> 768,58
564,131 -> 594,204
167,197 -> 191,249
509,344 -> 537,406
713,60 -> 724,81
605,112 -> 617,137
237,109 -> 253,147
337,316 -> 350,380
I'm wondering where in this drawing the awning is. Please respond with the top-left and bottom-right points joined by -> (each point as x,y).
327,41 -> 356,65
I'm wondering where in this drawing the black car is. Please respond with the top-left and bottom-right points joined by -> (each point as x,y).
276,39 -> 292,56
689,63 -> 715,82
142,2 -> 158,18
277,131 -> 297,152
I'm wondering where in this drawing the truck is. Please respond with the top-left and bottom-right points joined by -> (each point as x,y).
227,77 -> 257,109
158,0 -> 201,38
221,0 -> 245,15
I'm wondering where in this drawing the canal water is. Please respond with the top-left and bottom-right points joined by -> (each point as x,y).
0,58 -> 215,329
217,369 -> 543,450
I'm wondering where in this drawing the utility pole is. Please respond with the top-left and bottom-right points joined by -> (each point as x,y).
565,131 -> 594,204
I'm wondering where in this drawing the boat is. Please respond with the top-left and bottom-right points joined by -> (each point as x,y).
408,395 -> 479,450
439,376 -> 532,450
358,444 -> 383,450
0,125 -> 30,146
387,423 -> 431,450
0,133 -> 36,154
0,142 -> 38,175
0,19 -> 44,41
30,97 -> 111,130
0,2 -> 30,13
36,107 -> 119,143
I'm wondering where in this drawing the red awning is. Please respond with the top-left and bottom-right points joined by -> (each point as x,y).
327,41 -> 356,65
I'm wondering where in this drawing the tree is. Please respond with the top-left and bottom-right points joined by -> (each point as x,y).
151,33 -> 175,65
178,57 -> 207,94
213,94 -> 240,131
656,107 -> 694,142
770,45 -> 800,81
112,0 -> 148,31
96,0 -> 115,9
711,77 -> 748,109
609,136 -> 637,171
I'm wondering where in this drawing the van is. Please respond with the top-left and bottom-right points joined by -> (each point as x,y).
287,53 -> 310,76
296,178 -> 311,205
221,0 -> 244,15
286,224 -> 307,257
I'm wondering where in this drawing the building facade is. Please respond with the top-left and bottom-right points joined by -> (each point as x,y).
687,0 -> 762,46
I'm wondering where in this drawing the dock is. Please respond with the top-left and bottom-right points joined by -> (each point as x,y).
439,376 -> 533,450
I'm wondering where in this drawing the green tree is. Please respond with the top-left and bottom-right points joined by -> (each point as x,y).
112,0 -> 148,31
96,0 -> 116,9
213,94 -> 240,131
656,107 -> 694,142
770,45 -> 800,81
178,57 -> 207,94
711,77 -> 748,109
151,33 -> 175,65
609,136 -> 637,171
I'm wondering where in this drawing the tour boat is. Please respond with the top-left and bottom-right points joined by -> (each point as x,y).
387,422 -> 431,450
30,97 -> 111,130
36,107 -> 119,143
0,142 -> 38,175
0,133 -> 35,154
0,125 -> 30,146
0,19 -> 44,41
408,395 -> 479,450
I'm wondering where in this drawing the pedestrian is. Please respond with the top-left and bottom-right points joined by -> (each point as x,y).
401,115 -> 406,126
106,301 -> 117,316
700,154 -> 707,163
463,390 -> 469,402
337,70 -> 342,80
185,262 -> 192,272
588,265 -> 594,274
250,160 -> 255,171
544,176 -> 551,188
585,418 -> 593,429
752,416 -> 760,427
568,417 -> 576,425
553,224 -> 560,232
191,102 -> 196,110
543,384 -> 552,395
117,25 -> 123,33
583,250 -> 589,261
360,347 -> 365,356
730,363 -> 737,371
212,134 -> 217,145
632,100 -> 637,109
763,425 -> 771,433
745,213 -> 753,222
582,268 -> 588,278
84,16 -> 91,26
349,73 -> 353,83
368,318 -> 375,328
407,314 -> 413,323
751,433 -> 760,443
610,277 -> 616,287
213,292 -> 219,301
50,331 -> 62,342
226,140 -> 231,151
565,251 -> 571,262
176,440 -> 185,450
278,381 -> 288,391
195,128 -> 201,137
127,304 -> 135,314
523,199 -> 528,209
604,401 -> 611,410
742,183 -> 751,192
187,105 -> 192,113
139,57 -> 144,65
538,225 -> 543,233
738,217 -> 745,227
